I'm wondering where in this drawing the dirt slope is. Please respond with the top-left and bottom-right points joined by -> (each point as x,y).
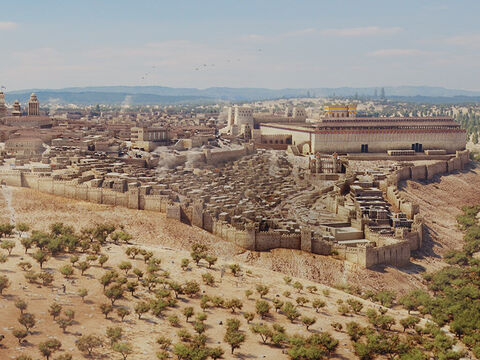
399,163 -> 480,272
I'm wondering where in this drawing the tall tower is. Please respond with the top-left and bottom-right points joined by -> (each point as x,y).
12,100 -> 21,116
0,91 -> 7,118
28,93 -> 40,116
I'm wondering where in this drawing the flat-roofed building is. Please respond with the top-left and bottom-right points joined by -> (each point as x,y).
130,126 -> 169,151
260,115 -> 466,154
5,137 -> 44,156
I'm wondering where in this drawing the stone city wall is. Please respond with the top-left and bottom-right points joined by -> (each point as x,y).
0,149 -> 469,269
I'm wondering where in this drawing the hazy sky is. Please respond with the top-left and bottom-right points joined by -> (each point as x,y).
1,0 -> 479,91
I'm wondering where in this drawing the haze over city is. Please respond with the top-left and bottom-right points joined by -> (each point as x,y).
1,0 -> 480,90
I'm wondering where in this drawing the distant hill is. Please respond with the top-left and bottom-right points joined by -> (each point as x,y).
5,85 -> 480,105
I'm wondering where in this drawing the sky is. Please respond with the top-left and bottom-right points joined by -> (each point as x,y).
1,0 -> 480,91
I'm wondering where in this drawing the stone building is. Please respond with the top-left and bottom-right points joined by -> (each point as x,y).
28,93 -> 40,116
5,137 -> 44,156
323,104 -> 357,118
259,107 -> 466,154
130,126 -> 169,151
11,100 -> 21,116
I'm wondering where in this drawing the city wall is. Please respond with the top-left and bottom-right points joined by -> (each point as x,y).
0,149 -> 469,269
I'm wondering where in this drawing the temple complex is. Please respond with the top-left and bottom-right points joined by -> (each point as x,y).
255,104 -> 466,155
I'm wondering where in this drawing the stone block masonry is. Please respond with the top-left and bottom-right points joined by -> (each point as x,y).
0,150 -> 469,269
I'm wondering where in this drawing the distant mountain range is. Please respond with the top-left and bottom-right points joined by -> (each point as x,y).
4,85 -> 480,105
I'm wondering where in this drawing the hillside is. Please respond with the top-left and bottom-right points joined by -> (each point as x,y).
0,170 -> 477,358
399,163 -> 480,271
5,85 -> 480,104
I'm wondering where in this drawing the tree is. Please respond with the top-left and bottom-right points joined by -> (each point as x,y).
256,284 -> 269,298
190,243 -> 208,266
293,281 -> 303,293
118,261 -> 132,275
49,303 -> 62,319
205,255 -> 217,268
400,316 -> 420,332
99,270 -> 119,290
32,250 -> 49,269
312,299 -> 326,313
100,303 -> 114,319
296,296 -> 309,307
256,300 -> 271,319
18,313 -> 35,333
78,288 -> 88,302
1,239 -> 15,254
76,334 -> 103,357
243,312 -> 255,324
106,326 -> 123,345
183,306 -> 194,322
301,316 -> 316,330
12,328 -> 28,344
306,285 -> 318,294
376,290 -> 396,307
133,268 -> 144,280
16,222 -> 30,234
56,317 -> 73,333
78,261 -> 90,276
346,321 -> 364,341
39,271 -> 54,286
251,324 -> 273,344
225,298 -> 243,313
112,342 -> 133,360
98,254 -> 109,267
134,301 -> 150,319
183,281 -> 200,297
209,347 -> 224,360
224,319 -> 245,354
117,307 -> 130,321
20,237 -> 34,254
0,275 -> 9,295
38,339 -> 61,360
282,301 -> 300,323
59,265 -> 74,279
150,299 -> 168,317
126,280 -> 138,296
105,284 -> 124,305
201,272 -> 214,286
15,299 -> 28,314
